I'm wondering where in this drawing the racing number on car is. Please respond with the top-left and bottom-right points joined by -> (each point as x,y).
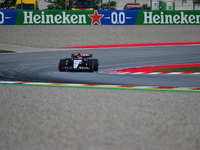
111,12 -> 125,25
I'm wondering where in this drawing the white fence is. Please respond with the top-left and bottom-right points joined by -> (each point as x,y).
37,0 -> 200,10
115,0 -> 200,10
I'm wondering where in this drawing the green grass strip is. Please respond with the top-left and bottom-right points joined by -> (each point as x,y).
154,67 -> 200,72
0,50 -> 16,53
0,83 -> 200,93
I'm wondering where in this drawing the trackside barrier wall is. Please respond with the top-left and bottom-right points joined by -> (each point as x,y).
0,10 -> 200,25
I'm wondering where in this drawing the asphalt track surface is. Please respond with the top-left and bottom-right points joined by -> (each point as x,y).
0,45 -> 200,88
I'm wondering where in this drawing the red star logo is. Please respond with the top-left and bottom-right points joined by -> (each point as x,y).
88,10 -> 104,25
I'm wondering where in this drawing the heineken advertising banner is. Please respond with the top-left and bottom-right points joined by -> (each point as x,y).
0,10 -> 200,25
136,11 -> 200,25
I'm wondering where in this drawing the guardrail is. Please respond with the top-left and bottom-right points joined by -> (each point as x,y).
1,10 -> 200,25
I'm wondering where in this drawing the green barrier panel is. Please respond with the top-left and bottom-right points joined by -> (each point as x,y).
15,10 -> 94,25
162,2 -> 175,10
136,10 -> 200,25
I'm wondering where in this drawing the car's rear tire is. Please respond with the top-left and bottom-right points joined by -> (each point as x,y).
93,59 -> 99,71
58,59 -> 66,72
87,60 -> 94,72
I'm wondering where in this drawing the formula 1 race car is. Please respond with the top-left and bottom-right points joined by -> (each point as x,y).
58,51 -> 99,72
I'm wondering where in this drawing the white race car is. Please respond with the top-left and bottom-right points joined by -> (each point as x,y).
58,52 -> 99,72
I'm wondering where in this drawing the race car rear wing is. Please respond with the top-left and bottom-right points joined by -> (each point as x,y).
71,54 -> 93,59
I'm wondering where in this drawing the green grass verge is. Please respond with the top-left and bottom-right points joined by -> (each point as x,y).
0,50 -> 16,53
0,83 -> 200,93
154,67 -> 200,72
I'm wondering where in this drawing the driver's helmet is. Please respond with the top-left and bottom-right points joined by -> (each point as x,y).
77,51 -> 82,56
